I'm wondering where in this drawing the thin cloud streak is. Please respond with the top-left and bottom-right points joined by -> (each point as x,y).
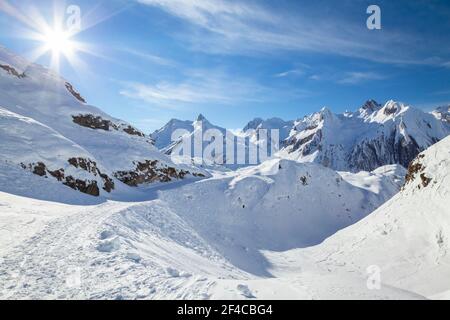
136,0 -> 449,66
119,47 -> 177,67
338,72 -> 386,85
120,69 -> 311,108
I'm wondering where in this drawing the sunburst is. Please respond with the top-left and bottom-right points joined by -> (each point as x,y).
0,0 -> 125,74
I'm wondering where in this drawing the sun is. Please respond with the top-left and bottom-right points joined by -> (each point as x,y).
3,1 -> 116,74
43,28 -> 75,56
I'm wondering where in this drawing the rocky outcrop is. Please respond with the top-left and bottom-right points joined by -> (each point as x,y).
67,157 -> 115,192
347,128 -> 435,172
123,125 -> 145,137
63,176 -> 99,196
0,64 -> 26,78
72,114 -> 113,131
404,154 -> 432,189
72,114 -> 146,138
21,158 -> 115,196
114,160 -> 201,187
65,82 -> 86,103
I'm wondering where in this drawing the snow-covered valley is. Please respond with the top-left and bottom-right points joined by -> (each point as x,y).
1,45 -> 450,300
0,159 -> 420,300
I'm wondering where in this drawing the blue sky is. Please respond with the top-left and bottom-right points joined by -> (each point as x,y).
1,0 -> 450,132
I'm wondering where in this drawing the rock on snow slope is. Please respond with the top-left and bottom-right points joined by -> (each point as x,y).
0,46 -> 205,198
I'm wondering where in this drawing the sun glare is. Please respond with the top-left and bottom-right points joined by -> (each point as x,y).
5,1 -> 110,74
43,28 -> 74,55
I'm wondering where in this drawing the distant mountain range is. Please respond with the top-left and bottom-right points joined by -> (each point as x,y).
152,100 -> 450,172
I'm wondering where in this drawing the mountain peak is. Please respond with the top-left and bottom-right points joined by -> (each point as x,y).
381,100 -> 407,117
196,114 -> 207,122
361,99 -> 381,111
243,118 -> 264,131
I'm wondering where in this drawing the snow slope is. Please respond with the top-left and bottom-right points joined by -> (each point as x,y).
0,156 -> 410,299
281,136 -> 450,299
0,46 -> 205,197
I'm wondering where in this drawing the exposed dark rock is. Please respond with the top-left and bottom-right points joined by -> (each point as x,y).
420,173 -> 432,188
72,114 -> 112,131
384,104 -> 398,115
193,173 -> 206,178
63,176 -> 99,196
300,176 -> 308,186
22,158 -> 115,196
72,114 -> 146,138
100,173 -> 115,193
348,129 -> 423,172
123,126 -> 145,137
404,154 -> 432,189
0,64 -> 26,78
288,130 -> 323,157
68,157 -> 99,175
360,99 -> 381,113
32,162 -> 47,176
68,157 -> 115,192
405,162 -> 423,185
48,168 -> 65,181
114,160 -> 191,187
65,82 -> 86,103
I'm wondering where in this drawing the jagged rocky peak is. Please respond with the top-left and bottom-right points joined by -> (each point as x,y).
196,113 -> 207,122
361,99 -> 381,111
358,99 -> 381,117
244,118 -> 264,131
316,107 -> 337,123
381,100 -> 407,116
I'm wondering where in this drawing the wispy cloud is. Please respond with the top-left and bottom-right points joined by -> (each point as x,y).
338,72 -> 386,85
120,69 -> 310,108
119,47 -> 176,67
136,0 -> 449,66
275,69 -> 304,78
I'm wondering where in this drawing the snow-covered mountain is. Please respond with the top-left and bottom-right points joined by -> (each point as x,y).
151,118 -> 195,150
152,100 -> 449,171
152,114 -> 227,157
291,135 -> 450,299
243,117 -> 294,143
279,100 -> 450,172
153,116 -> 294,155
0,46 -> 205,197
432,105 -> 450,124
